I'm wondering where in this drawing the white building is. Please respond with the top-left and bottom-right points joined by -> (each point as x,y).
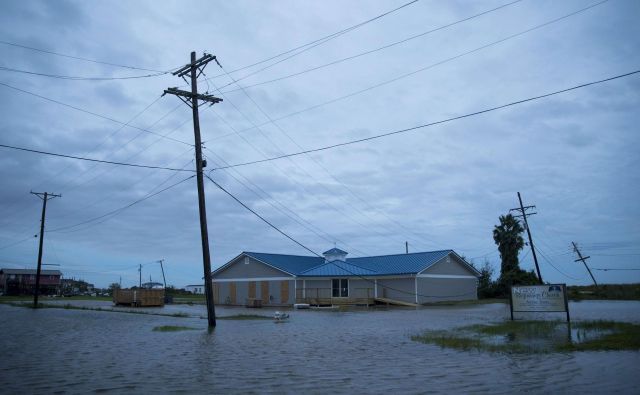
185,284 -> 205,294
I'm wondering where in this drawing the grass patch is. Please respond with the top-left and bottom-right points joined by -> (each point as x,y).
424,298 -> 508,306
0,295 -> 112,303
567,284 -> 640,301
3,301 -> 192,318
152,325 -> 199,332
412,320 -> 640,353
218,314 -> 272,320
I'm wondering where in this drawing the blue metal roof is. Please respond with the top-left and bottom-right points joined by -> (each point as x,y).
300,261 -> 378,277
347,250 -> 454,275
244,252 -> 323,275
239,250 -> 458,277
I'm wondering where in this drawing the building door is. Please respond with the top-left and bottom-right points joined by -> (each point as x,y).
248,281 -> 256,299
229,282 -> 236,304
280,280 -> 289,304
261,281 -> 269,304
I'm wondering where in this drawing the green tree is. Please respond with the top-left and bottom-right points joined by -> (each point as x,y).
477,260 -> 496,298
107,283 -> 120,295
493,213 -> 525,277
493,213 -> 538,294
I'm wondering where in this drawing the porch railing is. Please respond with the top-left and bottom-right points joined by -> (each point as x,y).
295,287 -> 375,306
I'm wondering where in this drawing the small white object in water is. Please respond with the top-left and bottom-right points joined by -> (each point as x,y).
274,311 -> 290,320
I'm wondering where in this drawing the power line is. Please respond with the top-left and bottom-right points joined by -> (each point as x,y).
0,142 -> 196,172
206,0 -> 420,80
0,65 -> 167,81
206,174 -> 322,257
218,0 -> 524,93
204,149 -> 368,255
216,65 -> 441,250
0,234 -> 37,250
0,83 -> 192,146
591,268 -> 640,271
210,72 -> 420,250
211,0 -> 610,142
535,244 -> 582,281
212,69 -> 640,170
0,39 -> 171,73
47,174 -> 195,233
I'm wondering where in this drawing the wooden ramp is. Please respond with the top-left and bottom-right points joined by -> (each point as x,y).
374,297 -> 418,307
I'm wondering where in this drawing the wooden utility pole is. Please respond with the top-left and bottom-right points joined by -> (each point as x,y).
572,241 -> 597,286
164,52 -> 222,327
139,264 -> 142,288
510,192 -> 543,284
30,191 -> 61,308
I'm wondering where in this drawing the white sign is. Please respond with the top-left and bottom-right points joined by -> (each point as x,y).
511,284 -> 567,312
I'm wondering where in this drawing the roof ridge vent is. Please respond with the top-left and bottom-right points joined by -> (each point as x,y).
322,247 -> 348,263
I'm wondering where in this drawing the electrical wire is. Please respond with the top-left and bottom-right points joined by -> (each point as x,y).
217,0 -> 524,92
535,245 -> 581,280
212,69 -> 640,170
206,173 -> 321,257
47,174 -> 195,233
0,142 -> 196,172
216,65 -> 441,250
0,83 -> 192,146
0,65 -> 168,80
211,0 -> 610,142
209,73 -> 421,250
0,39 -> 172,73
205,0 -> 421,80
0,234 -> 37,250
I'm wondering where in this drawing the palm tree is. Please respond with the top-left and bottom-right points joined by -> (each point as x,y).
493,213 -> 525,283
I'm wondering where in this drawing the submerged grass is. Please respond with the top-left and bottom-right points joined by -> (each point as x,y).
217,314 -> 272,320
152,325 -> 199,332
4,302 -> 192,318
412,320 -> 640,353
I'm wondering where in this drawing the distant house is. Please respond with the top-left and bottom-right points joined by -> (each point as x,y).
141,282 -> 164,289
0,268 -> 62,296
211,248 -> 480,307
185,285 -> 205,294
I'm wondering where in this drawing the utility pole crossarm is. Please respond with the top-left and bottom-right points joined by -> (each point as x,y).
163,88 -> 223,105
173,53 -> 216,77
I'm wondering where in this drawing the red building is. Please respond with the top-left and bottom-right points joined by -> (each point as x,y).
0,268 -> 62,296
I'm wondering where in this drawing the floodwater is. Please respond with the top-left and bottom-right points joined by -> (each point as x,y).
0,301 -> 639,394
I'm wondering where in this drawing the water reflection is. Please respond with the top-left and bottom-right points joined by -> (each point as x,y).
0,301 -> 639,393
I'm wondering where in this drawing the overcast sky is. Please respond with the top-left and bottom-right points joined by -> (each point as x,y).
0,0 -> 638,288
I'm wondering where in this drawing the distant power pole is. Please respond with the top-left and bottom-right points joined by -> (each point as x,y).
510,192 -> 543,284
164,52 -> 223,328
30,191 -> 61,308
158,259 -> 167,289
405,241 -> 409,254
139,264 -> 142,288
572,241 -> 597,286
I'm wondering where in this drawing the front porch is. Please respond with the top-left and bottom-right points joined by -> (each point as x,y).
295,287 -> 375,306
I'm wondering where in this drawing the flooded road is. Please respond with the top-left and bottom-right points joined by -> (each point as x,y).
1,301 -> 639,394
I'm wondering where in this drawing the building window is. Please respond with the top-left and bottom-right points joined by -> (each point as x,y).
244,257 -> 250,265
332,279 -> 348,297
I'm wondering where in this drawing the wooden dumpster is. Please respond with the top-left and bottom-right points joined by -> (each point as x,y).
113,288 -> 165,307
